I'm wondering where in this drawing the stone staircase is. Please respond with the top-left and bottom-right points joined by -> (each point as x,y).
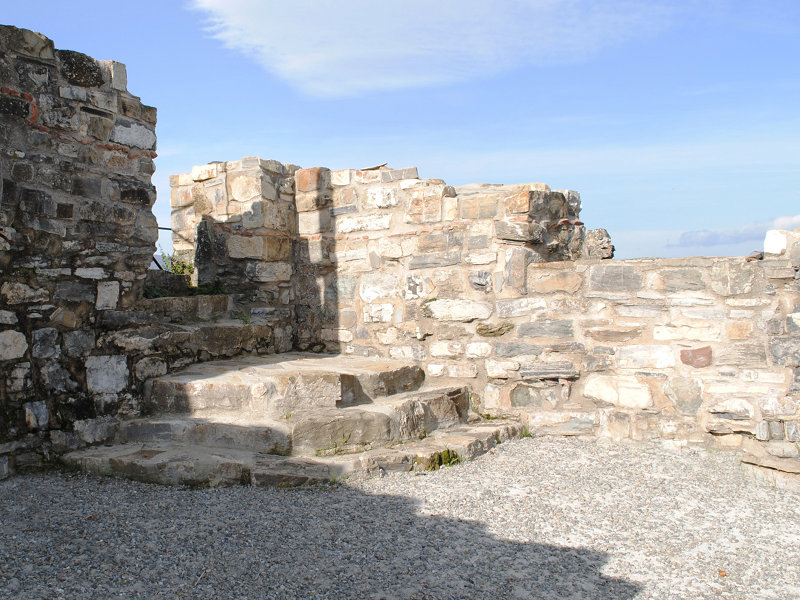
63,354 -> 521,487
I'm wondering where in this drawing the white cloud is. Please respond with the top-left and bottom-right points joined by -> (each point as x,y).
672,214 -> 799,249
191,0 -> 675,96
774,214 -> 800,230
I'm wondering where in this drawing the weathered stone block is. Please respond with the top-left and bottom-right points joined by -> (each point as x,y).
505,190 -> 530,214
424,299 -> 493,322
359,273 -> 400,302
662,269 -> 705,291
617,344 -> 674,369
583,374 -> 652,409
486,359 -> 520,378
710,262 -> 756,296
518,319 -> 574,339
446,364 -> 478,378
653,325 -> 720,342
589,265 -> 642,292
430,341 -> 463,358
24,401 -> 49,430
364,187 -> 399,209
86,355 -> 128,393
227,235 -> 264,259
96,280 -> 119,310
32,328 -> 60,359
298,209 -> 331,234
519,361 -> 578,380
769,334 -> 800,366
664,377 -> 703,415
496,298 -> 547,318
466,342 -> 492,358
409,250 -> 461,270
460,195 -> 497,219
63,330 -> 95,358
494,342 -> 543,357
495,220 -> 544,243
1,282 -> 49,304
295,167 -> 331,193
134,357 -> 167,380
337,213 -> 392,233
717,343 -> 767,367
363,303 -> 394,323
529,270 -> 583,294
245,262 -> 292,282
476,322 -> 513,337
680,346 -> 712,368
54,281 -> 95,303
0,330 -> 28,361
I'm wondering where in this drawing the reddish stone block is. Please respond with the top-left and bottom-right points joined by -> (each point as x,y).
680,346 -> 712,368
295,167 -> 330,193
506,190 -> 530,214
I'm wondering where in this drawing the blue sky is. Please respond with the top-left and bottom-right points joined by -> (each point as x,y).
4,1 -> 799,258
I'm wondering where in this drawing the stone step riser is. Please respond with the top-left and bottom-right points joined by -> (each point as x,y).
124,387 -> 470,456
62,420 -> 521,488
146,364 -> 426,418
288,387 -> 471,455
119,420 -> 291,455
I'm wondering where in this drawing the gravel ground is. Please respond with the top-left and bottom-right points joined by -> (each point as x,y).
1,436 -> 798,600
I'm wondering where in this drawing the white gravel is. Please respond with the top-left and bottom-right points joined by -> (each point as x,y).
1,436 -> 798,599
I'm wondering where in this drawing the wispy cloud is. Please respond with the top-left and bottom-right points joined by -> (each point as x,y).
674,214 -> 800,248
191,0 -> 676,97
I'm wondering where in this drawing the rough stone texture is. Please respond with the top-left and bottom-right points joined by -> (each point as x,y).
0,27 -> 157,472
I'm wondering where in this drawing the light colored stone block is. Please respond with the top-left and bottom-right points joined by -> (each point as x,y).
363,304 -> 394,323
0,330 -> 28,360
425,299 -> 493,322
95,281 -> 119,310
486,359 -> 520,379
447,364 -> 479,378
496,297 -> 547,318
617,345 -> 675,369
86,355 -> 128,394
430,341 -> 463,358
227,235 -> 264,259
359,273 -> 400,302
653,325 -> 721,342
330,170 -> 351,186
337,213 -> 392,233
246,262 -> 292,282
298,209 -> 332,235
111,120 -> 156,150
0,310 -> 18,325
364,187 -> 399,209
584,374 -> 652,409
466,342 -> 492,358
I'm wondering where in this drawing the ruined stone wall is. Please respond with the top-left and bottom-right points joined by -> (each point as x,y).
174,158 -> 800,476
170,161 -> 595,348
0,27 -> 157,475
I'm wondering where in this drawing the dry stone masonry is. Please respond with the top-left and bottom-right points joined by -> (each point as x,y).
2,26 -> 800,490
0,26 -> 158,477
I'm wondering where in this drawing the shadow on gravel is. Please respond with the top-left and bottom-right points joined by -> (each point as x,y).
0,474 -> 641,599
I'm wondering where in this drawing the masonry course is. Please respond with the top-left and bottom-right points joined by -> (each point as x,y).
2,26 -> 800,490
